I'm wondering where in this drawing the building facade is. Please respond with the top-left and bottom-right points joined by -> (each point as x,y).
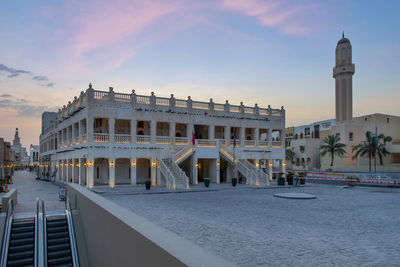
40,85 -> 286,189
286,34 -> 400,172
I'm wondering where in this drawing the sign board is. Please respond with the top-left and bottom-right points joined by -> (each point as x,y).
59,187 -> 66,201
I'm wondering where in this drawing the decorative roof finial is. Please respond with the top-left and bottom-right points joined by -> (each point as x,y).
89,83 -> 92,88
342,31 -> 344,39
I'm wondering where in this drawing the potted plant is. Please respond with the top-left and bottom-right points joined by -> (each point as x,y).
145,180 -> 151,190
286,172 -> 294,185
204,178 -> 210,188
278,172 -> 285,186
232,177 -> 237,187
298,172 -> 305,185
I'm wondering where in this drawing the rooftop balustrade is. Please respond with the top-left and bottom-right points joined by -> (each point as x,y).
57,85 -> 285,120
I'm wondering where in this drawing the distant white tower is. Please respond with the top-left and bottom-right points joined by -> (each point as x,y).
333,32 -> 355,123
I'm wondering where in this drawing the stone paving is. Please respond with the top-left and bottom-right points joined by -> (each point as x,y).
98,183 -> 400,267
3,170 -> 65,214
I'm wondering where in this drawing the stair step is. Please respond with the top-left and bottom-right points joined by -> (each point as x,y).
48,248 -> 71,259
8,249 -> 34,260
8,243 -> 34,253
47,255 -> 72,266
11,225 -> 34,233
10,231 -> 34,239
47,237 -> 70,246
48,242 -> 70,252
47,220 -> 67,228
7,256 -> 34,266
47,225 -> 68,233
10,237 -> 34,246
47,231 -> 69,239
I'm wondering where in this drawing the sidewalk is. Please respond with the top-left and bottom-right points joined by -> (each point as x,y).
7,170 -> 65,214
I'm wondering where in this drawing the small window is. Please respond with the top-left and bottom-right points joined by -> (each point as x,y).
387,118 -> 390,124
300,133 -> 303,139
300,145 -> 305,153
349,132 -> 353,141
336,133 -> 340,137
295,134 -> 298,139
365,117 -> 367,121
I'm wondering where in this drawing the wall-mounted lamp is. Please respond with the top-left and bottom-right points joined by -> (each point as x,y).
109,161 -> 115,167
87,161 -> 93,167
77,163 -> 80,167
217,162 -> 220,166
131,161 -> 136,167
269,162 -> 273,167
195,163 -> 199,168
283,162 -> 286,167
151,161 -> 157,167
256,162 -> 260,167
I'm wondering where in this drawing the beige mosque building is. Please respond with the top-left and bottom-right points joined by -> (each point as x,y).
286,34 -> 400,172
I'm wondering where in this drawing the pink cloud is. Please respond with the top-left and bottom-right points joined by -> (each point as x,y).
221,0 -> 316,35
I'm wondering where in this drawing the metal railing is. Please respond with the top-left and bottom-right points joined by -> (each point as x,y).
66,198 -> 80,267
0,199 -> 14,267
37,198 -> 46,267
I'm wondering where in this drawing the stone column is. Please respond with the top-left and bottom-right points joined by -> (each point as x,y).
130,158 -> 136,185
87,116 -> 94,142
268,159 -> 273,181
240,127 -> 245,147
268,128 -> 273,147
109,118 -> 115,143
71,159 -> 75,183
208,125 -> 214,140
109,157 -> 115,188
78,121 -> 81,143
192,156 -> 198,184
151,120 -> 157,144
131,119 -> 136,144
151,158 -> 157,186
187,123 -> 193,145
169,122 -> 176,145
216,155 -> 220,184
58,160 -> 62,182
65,159 -> 69,182
255,128 -> 260,147
71,124 -> 75,145
78,158 -> 83,185
86,157 -> 94,188
224,126 -> 230,145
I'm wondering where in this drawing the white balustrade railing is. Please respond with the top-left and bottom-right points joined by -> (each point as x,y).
93,133 -> 109,142
245,140 -> 256,147
160,159 -> 176,190
244,107 -> 255,114
196,139 -> 217,147
229,139 -> 240,146
67,138 -> 72,146
155,97 -> 170,106
192,101 -> 209,110
214,103 -> 225,111
259,141 -> 269,147
81,134 -> 87,143
175,137 -> 189,145
230,105 -> 241,113
175,99 -> 187,108
272,141 -> 283,147
156,136 -> 171,144
93,90 -> 109,100
136,95 -> 150,104
115,134 -> 131,143
136,135 -> 151,143
74,136 -> 80,144
114,93 -> 131,103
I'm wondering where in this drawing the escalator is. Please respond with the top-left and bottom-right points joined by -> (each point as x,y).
46,215 -> 73,266
7,218 -> 35,266
1,198 -> 79,267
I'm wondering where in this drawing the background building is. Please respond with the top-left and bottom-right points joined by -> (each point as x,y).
286,35 -> 400,172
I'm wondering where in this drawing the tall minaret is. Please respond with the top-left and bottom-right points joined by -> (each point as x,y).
333,32 -> 355,123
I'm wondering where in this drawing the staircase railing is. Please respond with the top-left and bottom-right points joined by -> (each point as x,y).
0,199 -> 14,267
37,198 -> 45,267
174,145 -> 194,163
239,160 -> 269,186
169,160 -> 190,189
160,159 -> 176,190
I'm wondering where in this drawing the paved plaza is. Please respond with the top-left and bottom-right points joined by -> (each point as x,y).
98,183 -> 400,267
4,170 -> 64,214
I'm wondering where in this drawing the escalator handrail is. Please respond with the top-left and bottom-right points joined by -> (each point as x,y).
35,198 -> 46,267
0,199 -> 14,267
42,198 -> 47,267
66,197 -> 80,267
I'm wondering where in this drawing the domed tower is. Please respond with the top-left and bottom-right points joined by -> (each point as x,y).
333,32 -> 355,123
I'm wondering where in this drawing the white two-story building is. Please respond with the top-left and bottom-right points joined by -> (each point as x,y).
40,84 -> 286,189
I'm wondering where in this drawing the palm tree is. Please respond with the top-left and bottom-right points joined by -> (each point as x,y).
320,135 -> 347,167
352,131 -> 392,172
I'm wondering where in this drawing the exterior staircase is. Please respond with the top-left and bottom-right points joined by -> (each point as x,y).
219,144 -> 269,186
172,145 -> 195,164
160,158 -> 190,190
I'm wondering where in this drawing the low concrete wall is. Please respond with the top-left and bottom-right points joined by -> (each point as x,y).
1,188 -> 18,213
66,183 -> 235,267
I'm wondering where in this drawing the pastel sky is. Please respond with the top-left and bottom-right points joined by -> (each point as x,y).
1,0 -> 399,148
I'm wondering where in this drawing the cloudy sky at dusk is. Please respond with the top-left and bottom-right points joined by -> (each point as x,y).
1,0 -> 399,147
